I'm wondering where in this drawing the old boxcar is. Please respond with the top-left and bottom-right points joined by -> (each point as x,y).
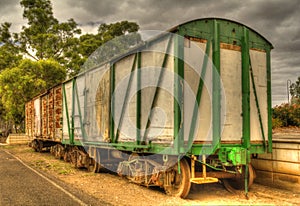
26,18 -> 273,198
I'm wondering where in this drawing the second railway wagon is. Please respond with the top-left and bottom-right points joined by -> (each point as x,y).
26,18 -> 273,198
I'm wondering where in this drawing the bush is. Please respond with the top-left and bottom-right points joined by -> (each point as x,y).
272,103 -> 300,128
272,117 -> 283,129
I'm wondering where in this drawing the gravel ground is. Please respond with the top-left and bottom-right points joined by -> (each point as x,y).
2,144 -> 300,206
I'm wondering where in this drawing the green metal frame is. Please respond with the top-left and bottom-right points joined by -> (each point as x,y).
212,20 -> 221,150
241,27 -> 251,151
110,64 -> 115,143
266,48 -> 272,153
59,18 -> 273,168
136,52 -> 142,145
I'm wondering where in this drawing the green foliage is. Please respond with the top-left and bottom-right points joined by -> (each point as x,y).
273,77 -> 300,129
290,76 -> 300,99
0,0 -> 141,130
0,23 -> 22,70
17,0 -> 81,74
272,117 -> 283,128
78,21 -> 141,71
272,103 -> 300,128
0,59 -> 65,125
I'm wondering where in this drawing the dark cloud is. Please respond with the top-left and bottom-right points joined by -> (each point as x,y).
0,0 -> 25,31
0,0 -> 19,12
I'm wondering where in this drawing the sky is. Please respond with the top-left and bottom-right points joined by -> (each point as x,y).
0,0 -> 299,106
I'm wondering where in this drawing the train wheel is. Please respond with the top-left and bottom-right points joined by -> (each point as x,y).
87,159 -> 101,173
54,144 -> 65,159
164,158 -> 191,198
36,140 -> 43,153
63,147 -> 70,162
223,164 -> 255,192
70,149 -> 78,168
87,148 -> 102,173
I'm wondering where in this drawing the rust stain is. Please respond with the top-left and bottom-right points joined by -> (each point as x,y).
220,43 -> 241,51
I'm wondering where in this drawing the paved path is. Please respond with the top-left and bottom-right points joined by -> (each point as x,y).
0,149 -> 89,206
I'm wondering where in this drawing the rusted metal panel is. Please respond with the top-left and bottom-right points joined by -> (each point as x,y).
48,88 -> 54,139
54,86 -> 63,141
41,94 -> 48,138
33,84 -> 63,141
25,101 -> 34,139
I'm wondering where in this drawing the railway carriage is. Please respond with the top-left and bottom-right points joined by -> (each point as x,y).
26,18 -> 273,198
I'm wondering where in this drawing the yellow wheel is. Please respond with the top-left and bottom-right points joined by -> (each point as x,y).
223,164 -> 255,192
164,158 -> 191,198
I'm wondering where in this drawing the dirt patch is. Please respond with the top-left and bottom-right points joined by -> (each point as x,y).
2,145 -> 300,205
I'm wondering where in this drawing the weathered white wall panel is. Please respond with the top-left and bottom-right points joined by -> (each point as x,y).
220,47 -> 242,142
114,54 -> 137,142
184,40 -> 213,142
250,50 -> 268,142
34,98 -> 41,136
85,64 -> 109,141
62,81 -> 73,141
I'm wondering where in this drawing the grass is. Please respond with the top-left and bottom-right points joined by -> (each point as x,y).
1,145 -> 16,149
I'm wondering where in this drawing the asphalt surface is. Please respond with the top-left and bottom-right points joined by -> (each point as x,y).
0,149 -> 95,206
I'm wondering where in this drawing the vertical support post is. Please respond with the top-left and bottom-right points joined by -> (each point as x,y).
191,155 -> 195,178
266,48 -> 272,153
212,20 -> 221,148
110,64 -> 115,143
71,78 -> 76,145
241,27 -> 251,150
202,155 -> 206,179
245,164 -> 249,198
174,30 -> 184,154
137,52 -> 142,145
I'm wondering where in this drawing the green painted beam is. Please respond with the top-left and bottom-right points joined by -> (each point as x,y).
241,27 -> 251,149
212,20 -> 221,148
71,78 -> 76,145
110,64 -> 115,143
136,52 -> 141,145
266,48 -> 273,153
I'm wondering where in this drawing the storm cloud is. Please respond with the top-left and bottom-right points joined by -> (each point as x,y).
0,0 -> 299,106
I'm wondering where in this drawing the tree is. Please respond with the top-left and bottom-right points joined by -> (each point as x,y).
290,76 -> 300,103
0,59 -> 66,127
79,21 -> 141,70
15,0 -> 81,74
0,0 -> 142,130
0,22 -> 22,70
